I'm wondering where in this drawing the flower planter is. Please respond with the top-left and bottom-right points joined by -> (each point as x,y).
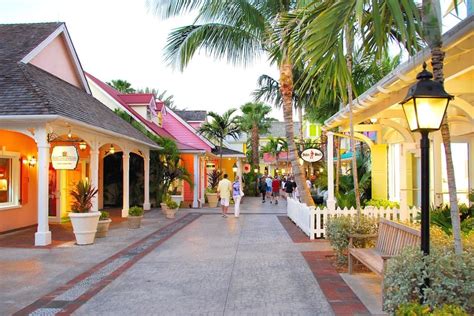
128,215 -> 143,229
160,203 -> 169,215
206,192 -> 219,208
69,211 -> 101,245
95,218 -> 112,238
165,207 -> 178,219
170,194 -> 183,207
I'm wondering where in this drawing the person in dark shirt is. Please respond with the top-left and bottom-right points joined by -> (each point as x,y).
284,178 -> 294,199
259,177 -> 267,203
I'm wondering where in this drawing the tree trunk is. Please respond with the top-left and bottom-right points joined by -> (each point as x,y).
423,0 -> 462,254
219,139 -> 223,174
335,136 -> 341,195
251,124 -> 260,167
298,106 -> 304,142
280,58 -> 314,206
345,26 -> 361,213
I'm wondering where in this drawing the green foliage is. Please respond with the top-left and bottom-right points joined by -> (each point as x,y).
128,206 -> 144,217
70,180 -> 98,213
325,215 -> 378,264
165,199 -> 178,209
384,247 -> 474,314
396,303 -> 467,315
106,79 -> 135,93
422,202 -> 474,236
242,170 -> 258,196
365,199 -> 400,209
99,211 -> 110,220
207,170 -> 222,192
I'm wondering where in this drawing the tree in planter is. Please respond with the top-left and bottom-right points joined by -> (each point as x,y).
198,109 -> 241,172
70,180 -> 98,213
207,169 -> 222,193
238,102 -> 275,167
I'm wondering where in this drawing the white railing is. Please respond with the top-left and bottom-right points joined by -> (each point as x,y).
287,199 -> 419,239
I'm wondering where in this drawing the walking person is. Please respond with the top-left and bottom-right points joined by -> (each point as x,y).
232,176 -> 243,217
284,177 -> 294,199
259,177 -> 267,203
271,176 -> 281,204
217,174 -> 232,217
266,175 -> 273,203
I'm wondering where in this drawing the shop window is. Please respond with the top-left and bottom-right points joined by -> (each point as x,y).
442,143 -> 469,205
388,143 -> 401,202
0,152 -> 20,209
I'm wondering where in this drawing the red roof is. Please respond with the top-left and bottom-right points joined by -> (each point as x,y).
118,94 -> 154,104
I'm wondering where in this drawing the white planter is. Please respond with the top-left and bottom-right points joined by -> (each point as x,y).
69,211 -> 101,245
170,195 -> 183,207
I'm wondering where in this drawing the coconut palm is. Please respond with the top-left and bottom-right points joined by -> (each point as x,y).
238,102 -> 275,167
148,0 -> 315,206
261,137 -> 286,169
107,79 -> 135,93
198,109 -> 241,172
422,0 -> 462,253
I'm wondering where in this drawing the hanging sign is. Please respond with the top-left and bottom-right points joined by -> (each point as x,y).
300,148 -> 323,163
243,163 -> 251,174
51,146 -> 79,170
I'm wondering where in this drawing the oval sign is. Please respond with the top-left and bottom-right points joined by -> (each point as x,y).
51,146 -> 79,170
300,148 -> 323,163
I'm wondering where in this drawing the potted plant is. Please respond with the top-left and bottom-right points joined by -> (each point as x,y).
69,180 -> 100,245
206,170 -> 221,207
95,211 -> 112,238
164,199 -> 179,219
160,194 -> 170,215
128,206 -> 144,229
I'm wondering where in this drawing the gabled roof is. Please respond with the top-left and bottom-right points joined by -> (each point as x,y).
119,94 -> 154,104
261,122 -> 301,138
175,110 -> 207,122
212,146 -> 245,158
165,109 -> 215,149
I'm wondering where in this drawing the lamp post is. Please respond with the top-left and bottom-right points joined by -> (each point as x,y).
400,62 -> 453,301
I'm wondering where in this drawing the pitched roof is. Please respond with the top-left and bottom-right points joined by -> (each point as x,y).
175,110 -> 207,122
118,94 -> 154,104
261,121 -> 301,138
0,22 -> 156,147
211,146 -> 245,157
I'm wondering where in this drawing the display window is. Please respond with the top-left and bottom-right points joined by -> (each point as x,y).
0,152 -> 20,209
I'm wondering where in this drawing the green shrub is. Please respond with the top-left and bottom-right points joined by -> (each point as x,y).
325,215 -> 378,265
99,211 -> 110,220
396,303 -> 468,315
165,199 -> 178,209
365,199 -> 400,209
128,206 -> 144,217
384,247 -> 474,313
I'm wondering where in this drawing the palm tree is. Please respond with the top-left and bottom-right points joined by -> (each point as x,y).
422,0 -> 462,253
198,109 -> 241,172
135,87 -> 179,110
107,79 -> 135,93
288,1 -> 420,212
148,0 -> 315,206
238,102 -> 275,167
261,137 -> 286,171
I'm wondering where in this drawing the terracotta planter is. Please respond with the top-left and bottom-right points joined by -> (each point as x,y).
69,211 -> 101,245
165,207 -> 178,219
206,192 -> 219,208
128,215 -> 143,229
95,218 -> 112,238
160,203 -> 169,215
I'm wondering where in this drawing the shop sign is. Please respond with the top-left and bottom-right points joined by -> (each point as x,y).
51,146 -> 79,170
243,163 -> 251,174
300,148 -> 323,163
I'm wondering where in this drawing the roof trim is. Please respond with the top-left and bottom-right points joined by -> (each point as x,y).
20,23 -> 91,95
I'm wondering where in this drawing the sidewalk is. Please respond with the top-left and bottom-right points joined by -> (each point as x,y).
0,197 -> 379,315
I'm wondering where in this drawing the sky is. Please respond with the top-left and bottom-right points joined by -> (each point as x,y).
0,1 -> 465,122
0,0 -> 282,119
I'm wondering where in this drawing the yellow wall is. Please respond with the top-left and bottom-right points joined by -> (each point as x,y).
371,144 -> 388,200
0,130 -> 38,232
220,158 -> 237,182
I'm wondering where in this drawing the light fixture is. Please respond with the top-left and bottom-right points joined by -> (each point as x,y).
370,117 -> 378,124
253,167 -> 258,173
109,145 -> 115,154
298,158 -> 304,166
232,163 -> 237,173
281,168 -> 285,174
67,129 -> 72,139
319,167 -> 324,173
28,156 -> 37,167
79,142 -> 87,151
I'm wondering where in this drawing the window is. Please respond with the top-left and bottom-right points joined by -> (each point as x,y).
388,144 -> 401,202
0,152 -> 20,209
146,106 -> 152,121
442,143 -> 469,205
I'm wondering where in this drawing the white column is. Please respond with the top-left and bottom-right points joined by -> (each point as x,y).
122,150 -> 130,217
399,144 -> 409,221
35,127 -> 51,246
193,154 -> 199,208
89,145 -> 100,213
432,132 -> 443,206
143,149 -> 151,210
327,132 -> 336,211
237,158 -> 243,186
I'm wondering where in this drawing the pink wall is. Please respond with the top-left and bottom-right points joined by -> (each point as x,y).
162,113 -> 212,151
31,34 -> 83,89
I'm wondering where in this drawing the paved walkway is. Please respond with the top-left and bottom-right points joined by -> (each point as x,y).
2,197 -> 340,315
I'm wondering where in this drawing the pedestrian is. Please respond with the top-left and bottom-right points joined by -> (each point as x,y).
292,179 -> 298,200
232,176 -> 243,217
281,177 -> 287,199
271,176 -> 280,204
217,174 -> 232,217
265,175 -> 273,203
284,177 -> 294,198
306,178 -> 312,190
259,177 -> 267,203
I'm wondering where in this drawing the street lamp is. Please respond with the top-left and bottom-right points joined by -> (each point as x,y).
400,62 -> 453,257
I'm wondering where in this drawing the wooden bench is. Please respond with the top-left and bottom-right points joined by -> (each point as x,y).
348,218 -> 420,277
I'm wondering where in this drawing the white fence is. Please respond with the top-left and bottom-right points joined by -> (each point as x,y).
287,198 -> 419,239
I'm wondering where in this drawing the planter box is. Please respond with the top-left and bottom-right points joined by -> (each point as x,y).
160,203 -> 168,215
206,192 -> 219,208
170,195 -> 183,207
69,211 -> 101,245
128,215 -> 143,229
96,218 -> 112,238
165,207 -> 178,219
